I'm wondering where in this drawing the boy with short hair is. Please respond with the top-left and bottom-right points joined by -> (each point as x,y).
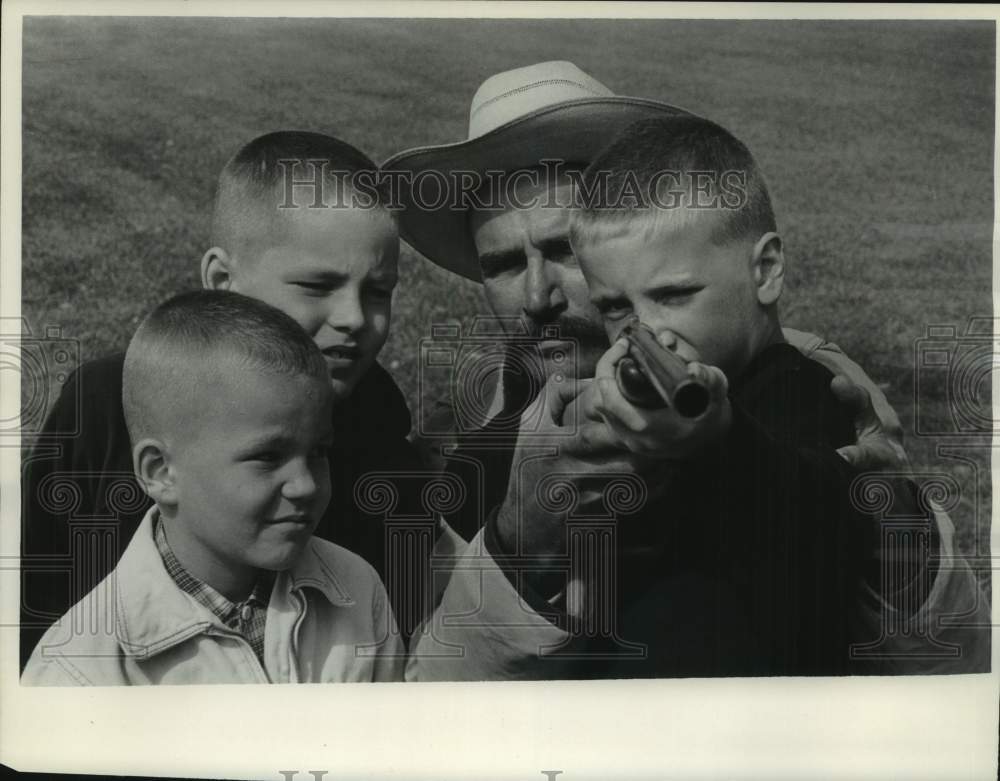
21,132 -> 433,670
23,290 -> 404,685
557,115 -> 987,675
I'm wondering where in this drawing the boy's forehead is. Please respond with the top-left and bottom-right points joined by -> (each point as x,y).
190,358 -> 330,422
244,204 -> 399,271
583,204 -> 727,252
194,387 -> 329,457
578,210 -> 742,280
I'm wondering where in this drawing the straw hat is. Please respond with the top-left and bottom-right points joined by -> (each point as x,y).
384,61 -> 695,281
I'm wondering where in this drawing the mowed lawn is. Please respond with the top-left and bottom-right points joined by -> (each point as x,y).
20,18 -> 994,565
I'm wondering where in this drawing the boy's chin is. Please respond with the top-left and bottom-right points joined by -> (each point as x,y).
250,536 -> 313,572
326,362 -> 368,402
328,375 -> 356,403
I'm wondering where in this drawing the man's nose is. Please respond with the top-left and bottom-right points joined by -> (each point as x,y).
522,257 -> 566,321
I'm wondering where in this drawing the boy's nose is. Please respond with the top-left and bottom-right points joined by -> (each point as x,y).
327,292 -> 365,333
282,463 -> 318,501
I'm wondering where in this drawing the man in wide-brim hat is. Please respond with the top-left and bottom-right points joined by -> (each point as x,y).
389,62 -> 987,680
387,60 -> 899,528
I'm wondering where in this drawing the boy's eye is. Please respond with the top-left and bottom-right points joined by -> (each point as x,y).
654,287 -> 701,305
246,451 -> 282,465
291,281 -> 334,294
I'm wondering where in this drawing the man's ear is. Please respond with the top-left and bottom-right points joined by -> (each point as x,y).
133,438 -> 177,507
750,232 -> 784,306
201,247 -> 234,291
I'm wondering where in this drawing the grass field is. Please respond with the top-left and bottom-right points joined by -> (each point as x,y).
18,17 -> 995,567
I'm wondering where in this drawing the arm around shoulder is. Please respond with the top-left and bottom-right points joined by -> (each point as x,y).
782,327 -> 902,439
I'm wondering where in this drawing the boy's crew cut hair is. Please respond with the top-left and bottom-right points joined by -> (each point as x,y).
122,289 -> 328,443
211,130 -> 393,252
570,116 -> 777,248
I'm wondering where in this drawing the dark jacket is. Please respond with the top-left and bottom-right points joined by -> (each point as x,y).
438,343 -> 929,677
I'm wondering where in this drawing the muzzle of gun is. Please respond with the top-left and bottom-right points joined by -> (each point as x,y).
614,317 -> 711,418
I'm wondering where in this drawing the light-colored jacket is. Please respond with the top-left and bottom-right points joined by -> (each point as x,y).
23,508 -> 405,685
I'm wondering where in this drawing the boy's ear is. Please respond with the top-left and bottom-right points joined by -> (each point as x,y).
751,232 -> 784,306
201,247 -> 234,291
133,438 -> 177,507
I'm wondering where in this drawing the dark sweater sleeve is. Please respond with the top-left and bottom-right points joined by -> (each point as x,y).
322,361 -> 437,644
734,346 -> 937,615
705,347 -> 934,674
705,399 -> 874,674
20,354 -> 148,670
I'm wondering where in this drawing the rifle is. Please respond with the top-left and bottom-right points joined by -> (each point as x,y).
614,316 -> 710,418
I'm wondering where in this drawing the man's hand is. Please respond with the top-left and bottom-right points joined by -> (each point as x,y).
588,337 -> 732,459
494,371 -> 670,564
830,374 -> 910,472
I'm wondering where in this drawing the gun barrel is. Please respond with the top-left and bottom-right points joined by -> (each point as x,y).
616,319 -> 710,418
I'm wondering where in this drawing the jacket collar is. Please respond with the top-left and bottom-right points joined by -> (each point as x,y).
114,507 -> 353,658
283,538 -> 356,608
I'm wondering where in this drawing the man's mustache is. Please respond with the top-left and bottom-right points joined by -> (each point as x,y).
524,314 -> 607,344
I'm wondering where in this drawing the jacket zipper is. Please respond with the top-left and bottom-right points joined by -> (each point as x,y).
289,590 -> 307,683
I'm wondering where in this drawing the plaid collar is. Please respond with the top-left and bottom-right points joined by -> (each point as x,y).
111,508 -> 354,660
154,518 -> 274,644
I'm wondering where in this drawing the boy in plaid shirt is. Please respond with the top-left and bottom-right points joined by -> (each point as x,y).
23,291 -> 404,684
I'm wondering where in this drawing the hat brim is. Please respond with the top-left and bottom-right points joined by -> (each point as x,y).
383,97 -> 696,282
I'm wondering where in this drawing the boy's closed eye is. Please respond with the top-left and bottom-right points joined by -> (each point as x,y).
292,280 -> 336,294
594,284 -> 703,322
290,275 -> 396,301
290,277 -> 343,296
287,270 -> 349,295
238,435 -> 295,465
243,449 -> 284,467
650,285 -> 703,305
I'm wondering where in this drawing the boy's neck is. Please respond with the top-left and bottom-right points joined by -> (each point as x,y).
158,512 -> 260,602
732,313 -> 786,380
760,315 -> 786,349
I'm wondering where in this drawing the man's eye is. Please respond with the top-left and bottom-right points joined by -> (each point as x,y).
479,256 -> 525,279
597,301 -> 631,321
546,241 -> 575,264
